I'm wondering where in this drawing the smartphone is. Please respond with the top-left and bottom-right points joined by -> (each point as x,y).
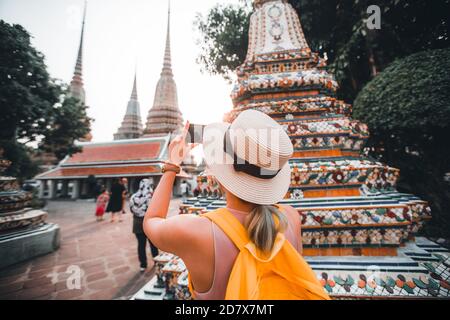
186,123 -> 206,144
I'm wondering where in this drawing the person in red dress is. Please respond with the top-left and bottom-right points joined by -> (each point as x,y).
95,187 -> 110,221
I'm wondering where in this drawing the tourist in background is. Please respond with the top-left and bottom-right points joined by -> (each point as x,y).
106,178 -> 126,222
130,179 -> 159,272
95,186 -> 109,221
121,177 -> 129,215
180,180 -> 189,201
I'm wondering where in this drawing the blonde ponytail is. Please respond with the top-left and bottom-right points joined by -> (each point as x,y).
245,205 -> 288,253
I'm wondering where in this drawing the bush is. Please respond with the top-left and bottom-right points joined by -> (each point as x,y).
354,48 -> 450,237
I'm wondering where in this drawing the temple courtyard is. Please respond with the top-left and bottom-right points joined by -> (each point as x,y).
0,199 -> 181,300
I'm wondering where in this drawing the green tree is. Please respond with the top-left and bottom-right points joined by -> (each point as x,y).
39,92 -> 91,161
195,2 -> 252,80
0,20 -> 91,179
354,48 -> 450,237
195,0 -> 450,100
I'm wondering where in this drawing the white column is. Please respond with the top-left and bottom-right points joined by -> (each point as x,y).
71,180 -> 80,199
47,180 -> 57,199
106,179 -> 112,192
38,180 -> 46,199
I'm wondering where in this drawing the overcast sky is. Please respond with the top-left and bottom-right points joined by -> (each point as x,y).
0,0 -> 242,142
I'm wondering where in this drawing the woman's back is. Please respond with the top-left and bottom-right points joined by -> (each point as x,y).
192,205 -> 301,300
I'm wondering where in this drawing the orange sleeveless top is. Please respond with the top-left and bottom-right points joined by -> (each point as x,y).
192,206 -> 300,300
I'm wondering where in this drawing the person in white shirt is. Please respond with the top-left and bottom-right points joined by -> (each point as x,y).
180,180 -> 189,202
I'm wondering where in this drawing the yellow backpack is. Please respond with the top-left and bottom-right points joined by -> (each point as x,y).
189,207 -> 331,300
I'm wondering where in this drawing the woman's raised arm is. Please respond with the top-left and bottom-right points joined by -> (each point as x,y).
143,123 -> 205,254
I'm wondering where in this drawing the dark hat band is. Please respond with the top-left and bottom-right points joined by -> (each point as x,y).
223,128 -> 281,180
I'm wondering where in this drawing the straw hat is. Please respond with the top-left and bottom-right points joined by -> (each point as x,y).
203,110 -> 293,205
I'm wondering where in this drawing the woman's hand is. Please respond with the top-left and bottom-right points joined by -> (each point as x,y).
168,122 -> 196,166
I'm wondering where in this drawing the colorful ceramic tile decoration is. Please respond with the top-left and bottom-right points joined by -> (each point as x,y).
131,238 -> 450,300
132,0 -> 439,300
0,151 -> 60,269
0,158 -> 47,232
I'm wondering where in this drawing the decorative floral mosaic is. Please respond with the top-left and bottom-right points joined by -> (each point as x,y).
289,160 -> 399,189
316,254 -> 450,298
0,209 -> 47,232
0,155 -> 47,233
240,48 -> 315,66
0,177 -> 20,192
300,206 -> 412,228
193,174 -> 223,199
302,227 -> 408,247
282,118 -> 369,138
318,270 -> 449,298
232,69 -> 339,100
292,136 -> 366,152
228,97 -> 352,120
0,191 -> 33,213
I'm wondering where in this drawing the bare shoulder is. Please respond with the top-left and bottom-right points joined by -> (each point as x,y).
162,214 -> 211,239
279,205 -> 301,227
280,205 -> 299,218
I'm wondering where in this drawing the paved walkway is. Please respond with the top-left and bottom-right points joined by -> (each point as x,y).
0,198 -> 181,300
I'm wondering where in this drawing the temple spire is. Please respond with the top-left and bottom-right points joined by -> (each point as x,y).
131,69 -> 138,100
161,2 -> 173,76
69,1 -> 87,105
74,2 -> 86,78
143,0 -> 183,137
114,70 -> 143,140
70,1 -> 92,141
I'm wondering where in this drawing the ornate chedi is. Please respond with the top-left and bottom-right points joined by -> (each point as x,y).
0,150 -> 60,268
224,0 -> 431,254
69,2 -> 92,142
183,0 -> 431,255
114,72 -> 144,140
143,5 -> 184,137
133,0 -> 450,300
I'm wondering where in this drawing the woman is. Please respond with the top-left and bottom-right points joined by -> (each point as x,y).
143,110 -> 329,300
130,179 -> 159,272
106,178 -> 126,223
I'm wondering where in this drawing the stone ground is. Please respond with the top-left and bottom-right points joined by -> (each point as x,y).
0,198 -> 181,300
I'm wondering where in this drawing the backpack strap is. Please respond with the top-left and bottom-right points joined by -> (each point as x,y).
202,208 -> 250,251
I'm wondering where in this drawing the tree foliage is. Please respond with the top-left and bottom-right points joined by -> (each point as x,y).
0,20 -> 91,179
195,0 -> 450,101
39,92 -> 91,161
354,48 -> 450,236
195,1 -> 252,80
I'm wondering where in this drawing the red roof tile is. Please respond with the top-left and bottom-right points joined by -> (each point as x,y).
65,140 -> 164,165
36,138 -> 171,179
38,165 -> 161,179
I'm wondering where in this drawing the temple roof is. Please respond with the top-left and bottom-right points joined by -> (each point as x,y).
144,2 -> 183,137
36,137 -> 170,180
